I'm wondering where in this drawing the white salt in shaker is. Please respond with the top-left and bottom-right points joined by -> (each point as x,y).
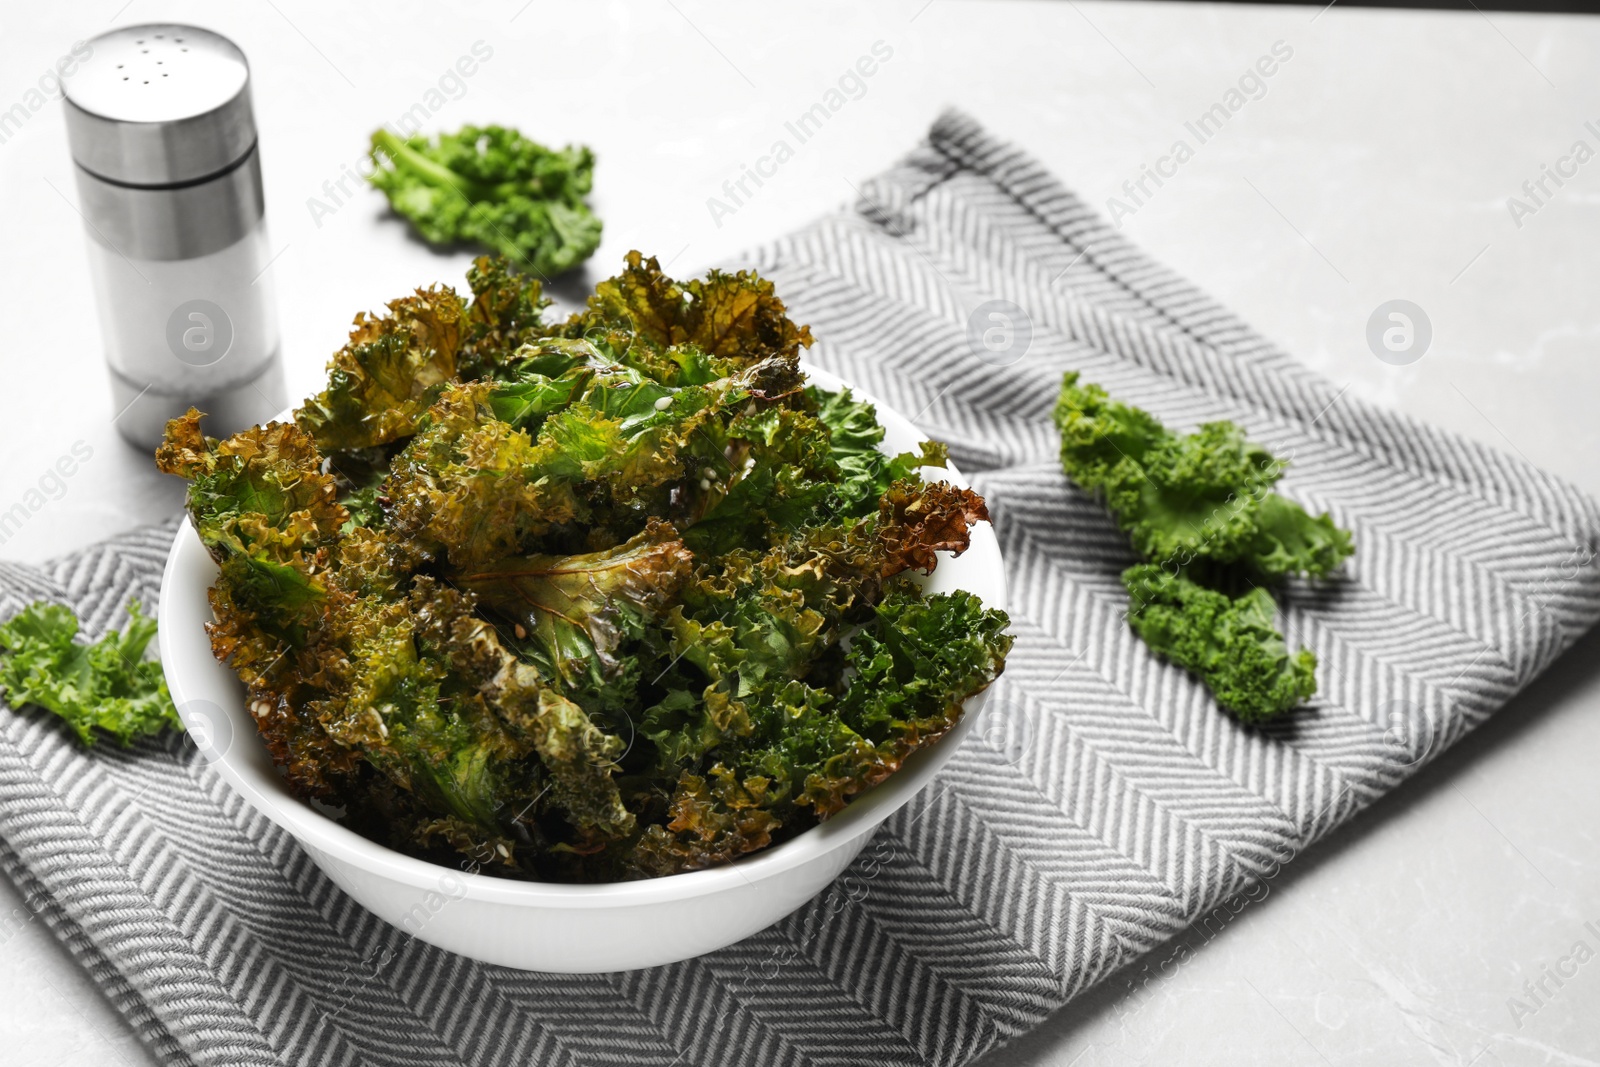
62,23 -> 286,450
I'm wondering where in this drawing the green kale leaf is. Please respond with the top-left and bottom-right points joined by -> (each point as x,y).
1122,565 -> 1317,723
369,125 -> 601,278
0,601 -> 180,746
1054,372 -> 1351,580
1052,372 -> 1350,724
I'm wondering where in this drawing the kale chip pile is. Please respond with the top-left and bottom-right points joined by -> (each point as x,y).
157,253 -> 1011,882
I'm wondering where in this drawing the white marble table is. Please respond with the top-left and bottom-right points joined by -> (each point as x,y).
2,1 -> 1598,1063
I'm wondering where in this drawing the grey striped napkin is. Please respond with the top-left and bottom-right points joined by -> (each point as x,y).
3,110 -> 1597,1067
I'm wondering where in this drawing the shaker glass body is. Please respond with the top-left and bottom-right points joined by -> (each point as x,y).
62,24 -> 286,450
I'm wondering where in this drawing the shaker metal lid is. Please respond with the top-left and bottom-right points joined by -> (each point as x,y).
62,24 -> 255,187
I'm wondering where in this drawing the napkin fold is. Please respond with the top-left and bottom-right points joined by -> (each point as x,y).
3,110 -> 1598,1067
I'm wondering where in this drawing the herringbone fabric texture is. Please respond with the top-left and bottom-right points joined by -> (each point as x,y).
2,111 -> 1597,1067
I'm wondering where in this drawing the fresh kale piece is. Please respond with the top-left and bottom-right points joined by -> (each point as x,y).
368,125 -> 601,278
1122,565 -> 1316,723
158,253 -> 1011,881
0,601 -> 180,746
1055,372 -> 1351,580
1053,373 -> 1351,723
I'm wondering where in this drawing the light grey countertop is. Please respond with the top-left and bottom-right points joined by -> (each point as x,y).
2,1 -> 1597,1063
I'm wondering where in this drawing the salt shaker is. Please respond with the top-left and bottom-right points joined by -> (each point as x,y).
62,23 -> 286,451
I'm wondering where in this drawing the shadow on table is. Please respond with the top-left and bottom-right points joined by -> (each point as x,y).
975,620 -> 1600,1066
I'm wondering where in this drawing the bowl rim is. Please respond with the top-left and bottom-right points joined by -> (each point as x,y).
159,363 -> 1008,907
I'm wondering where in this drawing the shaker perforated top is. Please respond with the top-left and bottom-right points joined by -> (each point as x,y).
62,23 -> 256,187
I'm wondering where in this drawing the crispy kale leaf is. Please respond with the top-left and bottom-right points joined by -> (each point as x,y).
384,380 -> 587,568
568,251 -> 813,384
1053,373 -> 1351,723
808,385 -> 948,518
157,410 -> 365,798
824,589 -> 1013,806
298,258 -> 553,548
156,410 -> 344,647
386,326 -> 817,566
296,286 -> 467,454
369,125 -> 601,277
161,410 -> 629,851
877,480 -> 991,577
295,259 -> 551,459
316,576 -> 631,847
626,588 -> 1010,877
455,519 -> 694,704
0,601 -> 180,746
624,488 -> 1005,878
310,590 -> 510,828
1122,565 -> 1316,723
456,256 -> 552,382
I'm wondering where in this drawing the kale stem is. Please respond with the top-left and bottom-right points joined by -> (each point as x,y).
370,128 -> 495,202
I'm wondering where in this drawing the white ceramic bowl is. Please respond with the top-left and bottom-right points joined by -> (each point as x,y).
158,365 -> 1007,972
